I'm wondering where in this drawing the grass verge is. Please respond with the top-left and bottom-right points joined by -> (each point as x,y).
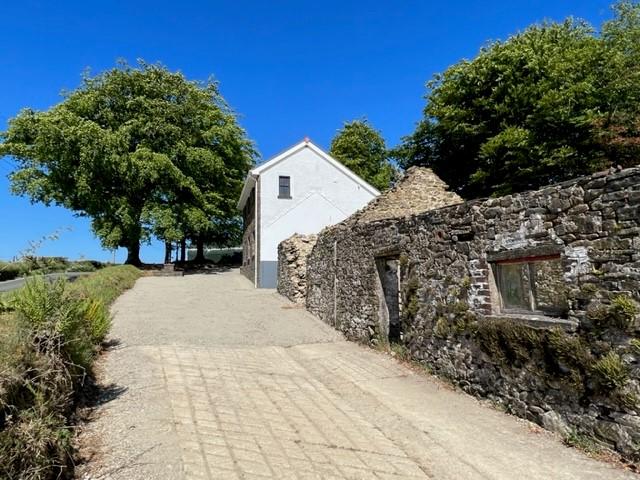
0,265 -> 141,479
0,258 -> 106,282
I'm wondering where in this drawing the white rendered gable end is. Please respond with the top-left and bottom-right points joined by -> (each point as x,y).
237,138 -> 380,211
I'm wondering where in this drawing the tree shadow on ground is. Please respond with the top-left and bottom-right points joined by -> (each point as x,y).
181,264 -> 235,275
77,338 -> 128,411
135,262 -> 239,275
82,381 -> 128,408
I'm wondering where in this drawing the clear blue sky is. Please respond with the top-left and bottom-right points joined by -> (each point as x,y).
0,0 -> 615,263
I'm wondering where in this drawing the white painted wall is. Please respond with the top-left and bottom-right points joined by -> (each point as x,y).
258,145 -> 376,262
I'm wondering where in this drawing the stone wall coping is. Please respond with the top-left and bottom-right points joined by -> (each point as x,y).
482,314 -> 578,332
321,166 -> 640,239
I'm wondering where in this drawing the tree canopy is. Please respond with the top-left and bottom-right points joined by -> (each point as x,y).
329,119 -> 397,191
395,1 -> 640,199
1,61 -> 255,264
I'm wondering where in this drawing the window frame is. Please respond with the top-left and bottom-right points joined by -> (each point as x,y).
493,254 -> 564,317
278,175 -> 292,199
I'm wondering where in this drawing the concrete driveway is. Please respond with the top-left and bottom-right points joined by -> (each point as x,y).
77,270 -> 634,480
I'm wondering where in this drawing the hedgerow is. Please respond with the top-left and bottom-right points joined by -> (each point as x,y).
0,265 -> 141,479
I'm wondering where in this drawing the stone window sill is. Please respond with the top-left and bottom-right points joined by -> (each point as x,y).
483,313 -> 578,332
278,196 -> 292,199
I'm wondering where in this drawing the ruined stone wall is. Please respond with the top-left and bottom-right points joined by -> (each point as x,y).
277,234 -> 318,303
305,166 -> 640,459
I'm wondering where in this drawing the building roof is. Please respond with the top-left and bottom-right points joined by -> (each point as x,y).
344,167 -> 463,225
236,138 -> 380,210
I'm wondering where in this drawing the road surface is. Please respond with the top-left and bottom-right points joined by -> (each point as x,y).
76,270 -> 634,480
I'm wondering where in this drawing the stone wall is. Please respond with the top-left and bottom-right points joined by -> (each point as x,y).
301,166 -> 640,460
277,234 -> 317,303
240,189 -> 256,283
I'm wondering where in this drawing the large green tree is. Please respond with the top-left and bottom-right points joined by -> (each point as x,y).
329,119 -> 397,191
396,1 -> 640,198
1,61 -> 255,264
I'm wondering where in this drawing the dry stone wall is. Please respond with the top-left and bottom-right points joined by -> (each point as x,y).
299,166 -> 640,460
277,234 -> 317,303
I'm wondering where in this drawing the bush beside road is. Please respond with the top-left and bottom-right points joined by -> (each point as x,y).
0,265 -> 141,479
0,258 -> 106,282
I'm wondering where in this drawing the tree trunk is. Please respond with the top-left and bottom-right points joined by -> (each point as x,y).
164,242 -> 172,264
180,238 -> 186,263
125,241 -> 142,266
194,236 -> 206,263
123,210 -> 143,266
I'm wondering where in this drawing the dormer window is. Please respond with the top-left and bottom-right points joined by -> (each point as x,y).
278,176 -> 291,198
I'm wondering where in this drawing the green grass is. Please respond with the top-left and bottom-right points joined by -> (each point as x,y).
564,430 -> 604,456
0,265 -> 141,479
68,265 -> 140,306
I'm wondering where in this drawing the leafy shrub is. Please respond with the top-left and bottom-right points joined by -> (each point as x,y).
67,260 -> 97,272
39,257 -> 69,273
13,278 -> 70,328
0,261 -> 26,281
19,256 -> 69,275
12,277 -> 94,370
81,299 -> 111,344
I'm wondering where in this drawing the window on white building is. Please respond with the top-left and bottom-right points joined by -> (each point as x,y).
278,176 -> 291,198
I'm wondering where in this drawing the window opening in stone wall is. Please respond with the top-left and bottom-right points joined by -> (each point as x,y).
375,256 -> 401,342
493,255 -> 568,317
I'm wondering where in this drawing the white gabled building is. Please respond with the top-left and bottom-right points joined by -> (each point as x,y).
237,138 -> 379,288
